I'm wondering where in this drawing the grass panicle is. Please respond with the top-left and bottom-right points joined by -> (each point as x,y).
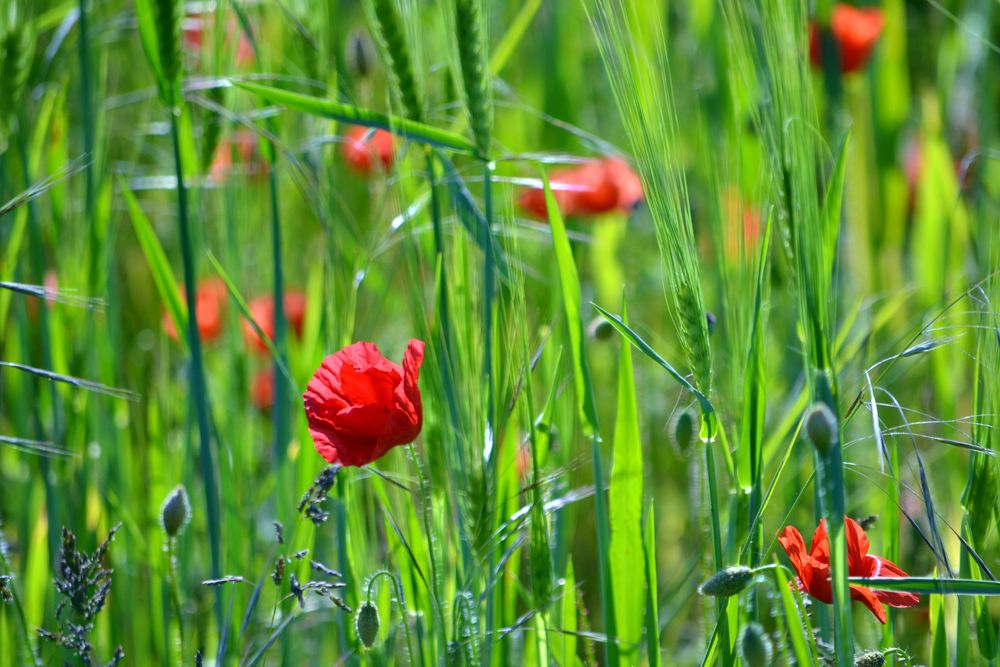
454,0 -> 492,158
367,0 -> 425,121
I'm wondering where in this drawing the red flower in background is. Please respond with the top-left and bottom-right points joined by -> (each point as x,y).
303,340 -> 424,467
251,368 -> 274,412
210,131 -> 269,185
163,278 -> 228,343
722,187 -> 762,260
241,291 -> 307,354
777,516 -> 920,624
342,126 -> 395,174
809,4 -> 885,74
517,157 -> 643,220
184,13 -> 255,68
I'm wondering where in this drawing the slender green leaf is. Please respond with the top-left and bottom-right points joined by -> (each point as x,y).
235,83 -> 479,155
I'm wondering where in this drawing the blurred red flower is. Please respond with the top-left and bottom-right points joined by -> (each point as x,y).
303,339 -> 424,467
251,368 -> 274,412
209,131 -> 269,185
777,516 -> 919,624
163,278 -> 228,343
722,186 -> 762,260
241,291 -> 307,355
809,4 -> 885,74
517,157 -> 642,219
184,13 -> 255,68
342,125 -> 395,174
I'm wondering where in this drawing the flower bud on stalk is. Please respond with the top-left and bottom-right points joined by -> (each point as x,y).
355,601 -> 380,649
737,622 -> 773,667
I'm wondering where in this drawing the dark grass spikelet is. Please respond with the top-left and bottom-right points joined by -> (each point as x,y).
39,524 -> 124,667
153,0 -> 183,87
454,0 -> 492,158
298,465 -> 339,525
369,0 -> 424,121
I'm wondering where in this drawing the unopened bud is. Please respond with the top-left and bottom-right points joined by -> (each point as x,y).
355,601 -> 380,649
737,622 -> 773,667
671,408 -> 698,453
346,29 -> 375,79
588,317 -> 615,341
160,485 -> 190,537
697,565 -> 754,598
805,402 -> 837,454
854,651 -> 885,667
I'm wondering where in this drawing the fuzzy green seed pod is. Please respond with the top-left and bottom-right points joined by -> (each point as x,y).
854,650 -> 885,667
737,622 -> 773,667
671,408 -> 698,454
160,485 -> 190,537
697,565 -> 754,598
805,402 -> 837,455
355,601 -> 380,649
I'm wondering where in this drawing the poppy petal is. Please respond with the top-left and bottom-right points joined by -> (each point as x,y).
850,584 -> 888,624
844,516 -> 871,572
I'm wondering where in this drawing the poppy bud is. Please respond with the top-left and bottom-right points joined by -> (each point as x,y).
346,28 -> 375,79
588,316 -> 615,341
737,622 -> 773,667
355,601 -> 380,649
160,485 -> 190,537
697,565 -> 754,598
804,402 -> 837,455
854,651 -> 885,667
671,408 -> 698,453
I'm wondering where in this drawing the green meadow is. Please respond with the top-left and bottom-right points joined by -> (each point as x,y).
0,0 -> 998,665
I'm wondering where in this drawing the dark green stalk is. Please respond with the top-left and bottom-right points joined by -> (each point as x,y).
168,110 -> 223,626
267,145 -> 288,465
77,0 -> 98,291
703,412 -> 731,666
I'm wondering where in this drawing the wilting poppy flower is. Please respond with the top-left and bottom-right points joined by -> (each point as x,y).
303,339 -> 424,467
251,368 -> 274,412
809,4 -> 885,74
342,125 -> 395,174
210,131 -> 269,185
163,278 -> 228,343
241,290 -> 307,354
517,157 -> 642,219
777,516 -> 920,624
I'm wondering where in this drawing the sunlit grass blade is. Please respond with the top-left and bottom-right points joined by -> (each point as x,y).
608,298 -> 643,663
850,577 -> 1000,596
542,171 -> 616,664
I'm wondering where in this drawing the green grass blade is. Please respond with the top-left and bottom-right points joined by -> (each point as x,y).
608,298 -> 643,663
592,303 -> 713,416
120,177 -> 187,354
543,171 -> 616,664
643,503 -> 661,667
850,577 -> 1000,596
235,83 -> 479,155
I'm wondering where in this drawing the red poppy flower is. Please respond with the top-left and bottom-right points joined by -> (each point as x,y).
722,187 -> 762,260
184,13 -> 255,69
342,125 -> 395,174
809,5 -> 885,74
517,157 -> 643,220
241,290 -> 307,355
303,339 -> 424,467
777,516 -> 920,624
163,278 -> 228,343
251,368 -> 274,412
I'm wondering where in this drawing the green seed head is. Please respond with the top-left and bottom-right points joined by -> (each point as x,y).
671,408 -> 698,453
160,485 -> 190,537
805,402 -> 837,455
355,601 -> 380,649
697,565 -> 754,598
854,650 -> 885,667
737,622 -> 773,667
